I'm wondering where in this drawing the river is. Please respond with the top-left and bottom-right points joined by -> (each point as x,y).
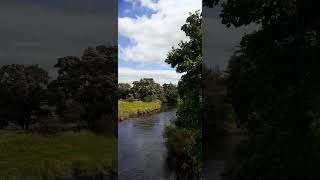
118,105 -> 177,180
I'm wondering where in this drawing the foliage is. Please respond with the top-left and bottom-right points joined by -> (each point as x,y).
131,78 -> 162,101
118,83 -> 131,99
202,0 -> 320,179
0,64 -> 48,130
49,45 -> 117,132
162,83 -> 179,104
164,126 -> 201,180
31,105 -> 62,136
92,115 -> 116,136
203,67 -> 234,135
165,11 -> 202,180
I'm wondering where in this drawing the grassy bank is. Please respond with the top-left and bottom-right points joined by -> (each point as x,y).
118,99 -> 162,121
0,130 -> 117,179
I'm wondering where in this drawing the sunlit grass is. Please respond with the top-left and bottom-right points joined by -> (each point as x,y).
118,99 -> 161,120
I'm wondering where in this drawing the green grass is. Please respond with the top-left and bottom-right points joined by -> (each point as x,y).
118,99 -> 162,120
0,130 -> 117,178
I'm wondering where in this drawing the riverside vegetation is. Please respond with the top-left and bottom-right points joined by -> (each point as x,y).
118,78 -> 178,120
163,11 -> 203,180
203,0 -> 320,179
0,45 -> 117,179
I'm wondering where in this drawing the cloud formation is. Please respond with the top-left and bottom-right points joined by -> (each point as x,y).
119,0 -> 201,64
119,67 -> 183,85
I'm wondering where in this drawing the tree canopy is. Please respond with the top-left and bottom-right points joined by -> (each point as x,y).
203,0 -> 320,179
165,11 -> 202,180
0,64 -> 48,129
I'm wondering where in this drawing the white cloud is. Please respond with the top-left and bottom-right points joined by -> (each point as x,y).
119,0 -> 201,64
119,67 -> 183,85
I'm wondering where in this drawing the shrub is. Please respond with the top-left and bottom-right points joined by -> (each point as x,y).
164,126 -> 201,180
142,95 -> 156,102
92,115 -> 115,136
31,115 -> 62,136
126,94 -> 135,102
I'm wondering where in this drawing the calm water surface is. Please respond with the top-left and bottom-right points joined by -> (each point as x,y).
118,106 -> 177,180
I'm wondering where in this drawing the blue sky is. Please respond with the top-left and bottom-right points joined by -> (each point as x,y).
118,0 -> 201,85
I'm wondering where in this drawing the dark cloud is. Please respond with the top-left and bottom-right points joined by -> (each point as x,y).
203,6 -> 258,70
0,0 -> 117,78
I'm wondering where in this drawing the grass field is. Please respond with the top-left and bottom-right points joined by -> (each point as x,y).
0,130 -> 117,178
118,99 -> 162,121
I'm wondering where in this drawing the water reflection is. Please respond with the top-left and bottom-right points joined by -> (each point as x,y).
119,105 -> 177,180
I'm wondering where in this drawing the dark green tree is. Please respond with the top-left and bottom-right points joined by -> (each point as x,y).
0,64 -> 48,129
165,11 -> 202,180
118,83 -> 131,100
204,0 -> 320,179
131,78 -> 162,101
162,83 -> 179,104
50,45 -> 117,133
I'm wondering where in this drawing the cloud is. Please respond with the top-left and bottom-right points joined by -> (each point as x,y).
119,0 -> 201,64
119,67 -> 183,85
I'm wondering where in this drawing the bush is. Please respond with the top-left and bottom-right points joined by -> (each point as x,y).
92,115 -> 115,136
0,118 -> 8,129
142,95 -> 156,102
31,115 -> 62,136
126,94 -> 135,102
164,126 -> 201,180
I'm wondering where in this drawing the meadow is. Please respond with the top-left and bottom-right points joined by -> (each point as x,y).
0,130 -> 117,179
118,99 -> 162,121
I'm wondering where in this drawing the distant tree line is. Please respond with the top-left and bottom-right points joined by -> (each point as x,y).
118,78 -> 179,104
0,45 -> 117,136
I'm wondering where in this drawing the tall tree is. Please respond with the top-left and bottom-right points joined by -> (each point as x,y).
0,64 -> 48,129
50,45 -> 117,132
203,0 -> 320,179
131,78 -> 162,101
162,83 -> 179,104
118,83 -> 131,100
165,11 -> 202,180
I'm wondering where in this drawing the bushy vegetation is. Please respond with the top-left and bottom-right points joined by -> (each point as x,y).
0,45 -> 117,136
164,11 -> 202,180
118,79 -> 178,104
205,0 -> 320,179
0,45 -> 117,177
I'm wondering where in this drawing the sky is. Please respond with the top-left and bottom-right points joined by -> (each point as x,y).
203,5 -> 258,70
0,0 -> 117,78
0,0 -> 257,82
118,0 -> 202,85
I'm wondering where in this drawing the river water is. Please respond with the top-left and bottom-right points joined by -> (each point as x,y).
118,105 -> 177,180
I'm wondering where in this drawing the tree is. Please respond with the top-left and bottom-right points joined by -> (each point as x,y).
118,83 -> 131,100
203,0 -> 320,179
162,83 -> 179,104
50,45 -> 117,133
131,78 -> 162,101
0,64 -> 48,129
165,11 -> 202,180
203,67 -> 234,136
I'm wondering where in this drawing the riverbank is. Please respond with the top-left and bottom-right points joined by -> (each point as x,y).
0,130 -> 117,179
118,100 -> 162,121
